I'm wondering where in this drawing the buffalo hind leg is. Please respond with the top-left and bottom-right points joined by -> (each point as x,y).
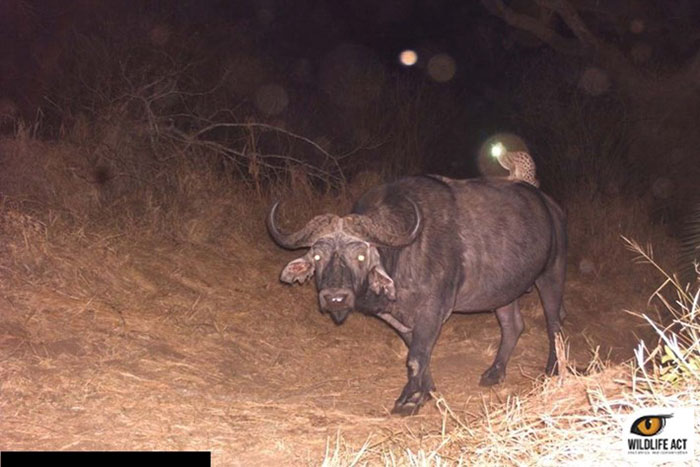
392,310 -> 441,416
536,269 -> 565,376
480,301 -> 524,386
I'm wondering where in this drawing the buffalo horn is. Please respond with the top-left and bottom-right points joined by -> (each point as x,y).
346,198 -> 422,247
267,202 -> 338,249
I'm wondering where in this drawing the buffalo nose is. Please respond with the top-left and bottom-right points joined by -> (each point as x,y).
330,294 -> 347,304
324,291 -> 348,304
320,289 -> 353,309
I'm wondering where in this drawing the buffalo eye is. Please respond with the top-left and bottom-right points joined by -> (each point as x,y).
357,254 -> 366,262
313,254 -> 321,261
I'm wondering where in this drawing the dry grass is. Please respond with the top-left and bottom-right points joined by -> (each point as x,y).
565,183 -> 674,288
319,255 -> 700,465
0,132 -> 692,465
0,133 -> 362,464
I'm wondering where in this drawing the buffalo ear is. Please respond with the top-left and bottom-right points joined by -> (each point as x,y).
369,265 -> 396,300
280,255 -> 315,284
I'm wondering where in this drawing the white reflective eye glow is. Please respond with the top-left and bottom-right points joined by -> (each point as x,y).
357,254 -> 365,262
491,142 -> 505,158
313,254 -> 321,261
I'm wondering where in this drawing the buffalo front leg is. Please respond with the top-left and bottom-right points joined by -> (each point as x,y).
391,311 -> 441,416
480,301 -> 524,386
398,329 -> 435,409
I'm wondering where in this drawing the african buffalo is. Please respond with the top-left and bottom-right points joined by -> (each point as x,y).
267,175 -> 567,415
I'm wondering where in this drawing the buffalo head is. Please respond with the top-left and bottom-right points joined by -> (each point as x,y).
267,200 -> 422,323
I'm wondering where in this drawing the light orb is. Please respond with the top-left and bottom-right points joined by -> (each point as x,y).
427,53 -> 456,82
399,49 -> 418,66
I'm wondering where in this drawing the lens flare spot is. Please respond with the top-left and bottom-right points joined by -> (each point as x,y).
629,18 -> 645,34
320,43 -> 386,108
631,43 -> 652,64
313,254 -> 321,261
579,258 -> 595,275
257,8 -> 274,26
427,53 -> 456,82
0,98 -> 18,120
255,84 -> 289,115
578,67 -> 610,96
652,177 -> 673,199
149,24 -> 171,47
564,145 -> 582,161
399,49 -> 418,66
357,254 -> 365,262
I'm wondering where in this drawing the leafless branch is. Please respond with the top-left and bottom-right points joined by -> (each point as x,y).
480,0 -> 582,55
157,122 -> 346,188
534,0 -> 602,49
190,122 -> 346,184
480,0 -> 652,94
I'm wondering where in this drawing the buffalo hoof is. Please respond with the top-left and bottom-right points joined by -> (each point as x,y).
545,361 -> 559,376
545,351 -> 560,376
479,365 -> 505,387
391,401 -> 421,417
391,391 -> 431,416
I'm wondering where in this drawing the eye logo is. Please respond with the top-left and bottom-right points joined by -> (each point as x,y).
630,415 -> 673,437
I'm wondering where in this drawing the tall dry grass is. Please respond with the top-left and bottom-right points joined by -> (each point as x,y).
1,116 -> 692,467
20,7 -> 466,198
565,185 -> 673,288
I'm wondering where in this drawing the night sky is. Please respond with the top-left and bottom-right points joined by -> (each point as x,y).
1,1 -> 526,117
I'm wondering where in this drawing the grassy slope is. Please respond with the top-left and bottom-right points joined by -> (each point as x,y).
0,135 -> 696,465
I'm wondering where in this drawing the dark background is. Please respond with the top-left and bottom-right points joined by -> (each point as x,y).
1,0 -> 699,210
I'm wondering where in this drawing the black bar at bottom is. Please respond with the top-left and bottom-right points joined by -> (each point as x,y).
0,451 -> 211,467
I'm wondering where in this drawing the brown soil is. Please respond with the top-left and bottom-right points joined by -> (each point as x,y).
0,206 -> 656,465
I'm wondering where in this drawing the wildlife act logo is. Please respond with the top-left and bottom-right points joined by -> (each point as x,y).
623,407 -> 694,461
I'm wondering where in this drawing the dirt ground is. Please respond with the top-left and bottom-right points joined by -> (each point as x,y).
0,205 -> 656,465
